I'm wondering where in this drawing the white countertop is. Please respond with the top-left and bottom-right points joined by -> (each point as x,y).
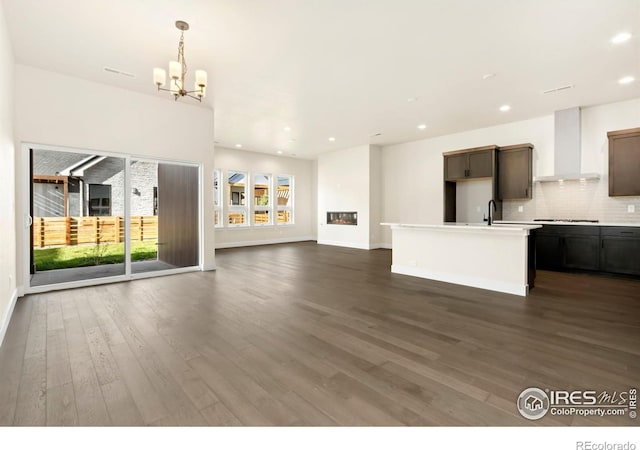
495,220 -> 640,227
381,222 -> 541,232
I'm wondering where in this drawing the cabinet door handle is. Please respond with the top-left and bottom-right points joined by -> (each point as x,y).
525,188 -> 528,197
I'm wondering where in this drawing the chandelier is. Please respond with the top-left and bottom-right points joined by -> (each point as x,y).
153,21 -> 207,102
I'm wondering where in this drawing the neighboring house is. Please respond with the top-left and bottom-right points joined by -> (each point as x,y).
32,149 -> 158,217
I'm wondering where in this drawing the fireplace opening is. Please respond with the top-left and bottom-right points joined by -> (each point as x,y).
327,211 -> 357,225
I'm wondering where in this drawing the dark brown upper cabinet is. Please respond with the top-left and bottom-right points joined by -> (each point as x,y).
608,127 -> 640,196
498,143 -> 533,200
443,146 -> 496,180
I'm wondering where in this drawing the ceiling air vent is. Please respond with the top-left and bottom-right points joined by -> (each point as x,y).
542,84 -> 574,94
103,67 -> 136,78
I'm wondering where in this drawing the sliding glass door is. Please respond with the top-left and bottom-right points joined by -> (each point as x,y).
27,146 -> 200,290
30,148 -> 126,286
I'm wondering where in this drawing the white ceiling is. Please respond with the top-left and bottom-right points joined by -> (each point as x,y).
3,0 -> 640,158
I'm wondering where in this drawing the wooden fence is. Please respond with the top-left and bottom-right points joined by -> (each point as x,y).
33,216 -> 158,248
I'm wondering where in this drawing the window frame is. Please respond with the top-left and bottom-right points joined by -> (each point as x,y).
252,172 -> 272,226
276,175 -> 294,226
226,169 -> 249,227
213,169 -> 222,228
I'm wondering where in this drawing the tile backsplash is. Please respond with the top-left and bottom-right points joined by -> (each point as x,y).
502,178 -> 640,223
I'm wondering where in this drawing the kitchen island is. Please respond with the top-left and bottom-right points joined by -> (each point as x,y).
382,223 -> 541,296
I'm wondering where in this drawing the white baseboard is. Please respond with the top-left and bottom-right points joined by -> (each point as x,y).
391,264 -> 527,297
317,240 -> 392,250
317,240 -> 371,250
216,236 -> 315,249
0,289 -> 19,348
202,263 -> 217,271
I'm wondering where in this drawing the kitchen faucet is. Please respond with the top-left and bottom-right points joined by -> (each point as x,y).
487,199 -> 497,226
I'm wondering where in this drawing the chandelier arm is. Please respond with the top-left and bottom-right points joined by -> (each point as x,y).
185,93 -> 202,102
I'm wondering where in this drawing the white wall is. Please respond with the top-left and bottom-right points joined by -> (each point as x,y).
213,146 -> 316,247
369,146 -> 382,247
317,145 -> 372,249
0,1 -> 16,346
380,98 -> 640,245
456,179 -> 492,223
14,65 -> 216,289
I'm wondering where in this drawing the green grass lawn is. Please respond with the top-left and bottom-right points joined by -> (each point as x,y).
34,241 -> 158,271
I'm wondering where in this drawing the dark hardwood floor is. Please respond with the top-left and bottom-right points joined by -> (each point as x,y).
0,242 -> 638,426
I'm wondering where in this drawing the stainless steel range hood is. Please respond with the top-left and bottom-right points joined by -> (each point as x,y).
534,107 -> 600,182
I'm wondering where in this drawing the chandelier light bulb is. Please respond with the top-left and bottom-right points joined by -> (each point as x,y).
153,21 -> 207,102
153,68 -> 166,87
195,70 -> 207,88
169,61 -> 181,80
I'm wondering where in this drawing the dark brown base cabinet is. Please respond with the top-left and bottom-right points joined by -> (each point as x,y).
600,228 -> 640,275
535,234 -> 563,270
535,225 -> 640,276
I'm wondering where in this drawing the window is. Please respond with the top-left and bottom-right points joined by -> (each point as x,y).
213,169 -> 222,227
253,173 -> 272,225
88,184 -> 111,216
276,175 -> 293,224
227,171 -> 247,226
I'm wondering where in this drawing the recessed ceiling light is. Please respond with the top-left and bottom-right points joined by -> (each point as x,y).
290,153 -> 296,157
289,138 -> 296,143
407,97 -> 418,102
371,132 -> 382,137
611,32 -> 632,44
482,73 -> 496,80
235,144 -> 242,148
328,137 -> 336,142
618,75 -> 635,85
499,104 -> 511,112
284,126 -> 291,132
417,124 -> 427,130
277,150 -> 283,154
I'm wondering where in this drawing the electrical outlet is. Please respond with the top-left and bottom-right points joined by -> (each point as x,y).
518,205 -> 524,213
628,205 -> 635,213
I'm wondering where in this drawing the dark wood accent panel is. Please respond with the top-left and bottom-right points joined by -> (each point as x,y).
1,243 -> 639,426
498,144 -> 533,200
443,181 -> 456,222
157,164 -> 199,268
608,127 -> 640,196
